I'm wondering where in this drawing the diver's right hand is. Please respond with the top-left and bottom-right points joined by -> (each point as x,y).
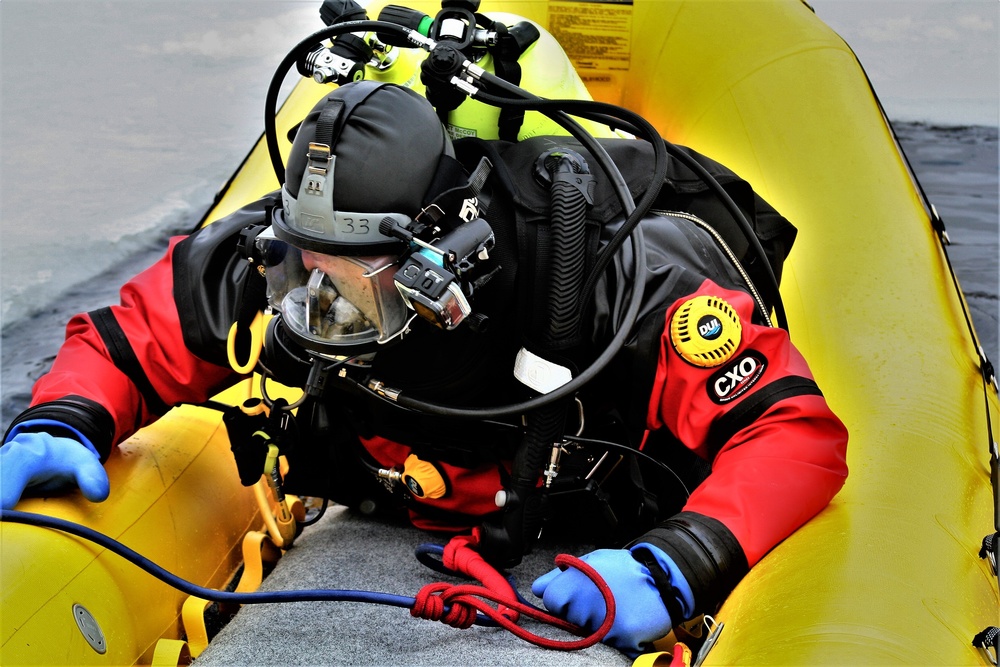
0,432 -> 109,509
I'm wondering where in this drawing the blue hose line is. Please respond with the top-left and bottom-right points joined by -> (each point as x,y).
415,543 -> 452,576
1,509 -> 497,625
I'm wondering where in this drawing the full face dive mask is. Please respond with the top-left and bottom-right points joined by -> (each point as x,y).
256,227 -> 410,351
264,80 -> 495,356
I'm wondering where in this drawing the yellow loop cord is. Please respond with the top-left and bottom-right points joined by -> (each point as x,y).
253,481 -> 288,548
237,373 -> 254,403
235,530 -> 283,593
227,311 -> 265,375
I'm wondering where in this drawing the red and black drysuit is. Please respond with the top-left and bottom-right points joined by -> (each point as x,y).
5,137 -> 848,619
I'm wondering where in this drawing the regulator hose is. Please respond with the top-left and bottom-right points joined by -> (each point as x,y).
264,19 -> 418,185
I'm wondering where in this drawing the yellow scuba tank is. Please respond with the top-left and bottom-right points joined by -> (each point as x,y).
443,13 -> 615,140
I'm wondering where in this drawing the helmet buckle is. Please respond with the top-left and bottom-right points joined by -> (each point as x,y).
304,143 -> 334,197
306,142 -> 333,175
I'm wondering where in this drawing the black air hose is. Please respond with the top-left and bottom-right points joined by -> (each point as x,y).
480,151 -> 592,568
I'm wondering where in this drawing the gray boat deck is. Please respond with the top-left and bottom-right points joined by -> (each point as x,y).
194,505 -> 633,666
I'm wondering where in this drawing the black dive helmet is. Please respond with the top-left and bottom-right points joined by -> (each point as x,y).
263,81 -> 495,356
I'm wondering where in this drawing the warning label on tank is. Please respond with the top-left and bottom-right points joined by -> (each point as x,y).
548,1 -> 633,72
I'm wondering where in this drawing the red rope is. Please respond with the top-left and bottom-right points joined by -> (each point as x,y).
410,534 -> 616,650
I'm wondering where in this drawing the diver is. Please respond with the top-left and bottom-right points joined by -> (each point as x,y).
0,81 -> 848,657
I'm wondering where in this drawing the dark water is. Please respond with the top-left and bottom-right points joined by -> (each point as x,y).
897,123 -> 999,366
0,0 -> 318,424
1,122 -> 996,424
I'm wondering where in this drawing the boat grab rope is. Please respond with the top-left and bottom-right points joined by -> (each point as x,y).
0,509 -> 614,651
918,179 -> 1000,660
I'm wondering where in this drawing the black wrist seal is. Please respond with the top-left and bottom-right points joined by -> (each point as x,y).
630,511 -> 749,616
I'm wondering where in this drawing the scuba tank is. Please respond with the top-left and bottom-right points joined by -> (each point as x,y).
307,0 -> 616,141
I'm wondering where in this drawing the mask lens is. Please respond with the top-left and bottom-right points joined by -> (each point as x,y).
256,231 -> 306,311
303,268 -> 374,338
270,250 -> 410,352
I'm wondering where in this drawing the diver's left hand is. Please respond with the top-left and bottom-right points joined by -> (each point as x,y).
0,431 -> 109,509
531,548 -> 674,656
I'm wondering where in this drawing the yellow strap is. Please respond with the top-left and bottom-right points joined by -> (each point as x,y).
180,597 -> 212,658
632,643 -> 692,667
235,530 -> 283,593
226,311 -> 265,374
151,638 -> 190,666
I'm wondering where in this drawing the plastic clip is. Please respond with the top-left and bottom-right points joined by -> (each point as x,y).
227,311 -> 265,375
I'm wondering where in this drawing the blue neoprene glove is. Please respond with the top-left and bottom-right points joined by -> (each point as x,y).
1,420 -> 109,509
532,544 -> 694,657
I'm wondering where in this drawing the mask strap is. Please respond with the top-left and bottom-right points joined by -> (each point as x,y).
313,99 -> 346,148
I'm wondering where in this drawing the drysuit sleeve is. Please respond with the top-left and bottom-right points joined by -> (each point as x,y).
4,196 -> 277,461
635,278 -> 849,616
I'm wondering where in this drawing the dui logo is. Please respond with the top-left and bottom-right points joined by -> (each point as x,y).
697,315 -> 723,340
708,351 -> 767,404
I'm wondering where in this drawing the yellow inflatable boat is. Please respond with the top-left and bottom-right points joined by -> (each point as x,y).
2,1 -> 997,665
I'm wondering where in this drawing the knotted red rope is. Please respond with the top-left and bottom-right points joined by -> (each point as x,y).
410,532 -> 616,650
